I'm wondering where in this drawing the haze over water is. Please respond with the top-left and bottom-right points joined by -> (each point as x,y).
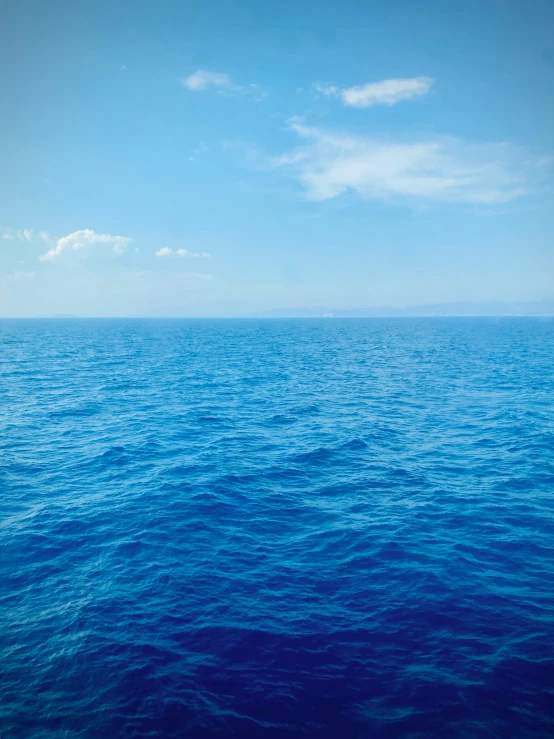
1,317 -> 554,737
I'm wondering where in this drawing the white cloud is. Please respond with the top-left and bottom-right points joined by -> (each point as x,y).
176,248 -> 211,258
180,70 -> 266,100
40,229 -> 131,261
2,233 -> 13,240
316,76 -> 434,108
156,247 -> 211,258
272,120 -> 529,205
182,70 -> 233,91
39,231 -> 51,242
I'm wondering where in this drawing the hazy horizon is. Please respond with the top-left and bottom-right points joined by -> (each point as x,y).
2,298 -> 554,319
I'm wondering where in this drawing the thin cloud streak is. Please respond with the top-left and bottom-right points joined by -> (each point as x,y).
316,76 -> 434,107
156,248 -> 211,258
180,70 -> 266,100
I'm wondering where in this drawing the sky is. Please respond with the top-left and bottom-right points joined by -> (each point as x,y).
1,0 -> 553,316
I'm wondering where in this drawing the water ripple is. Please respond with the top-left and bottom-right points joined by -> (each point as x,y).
1,318 -> 553,738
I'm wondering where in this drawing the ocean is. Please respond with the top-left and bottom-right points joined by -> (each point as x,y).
1,317 -> 553,738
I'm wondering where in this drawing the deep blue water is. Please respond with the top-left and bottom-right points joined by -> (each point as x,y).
1,318 -> 554,738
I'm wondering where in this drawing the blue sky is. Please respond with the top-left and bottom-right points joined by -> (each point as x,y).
1,0 -> 553,316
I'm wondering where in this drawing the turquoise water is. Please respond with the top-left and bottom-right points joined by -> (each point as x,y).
1,318 -> 553,737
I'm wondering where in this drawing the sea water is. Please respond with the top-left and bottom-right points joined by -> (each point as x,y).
1,318 -> 553,737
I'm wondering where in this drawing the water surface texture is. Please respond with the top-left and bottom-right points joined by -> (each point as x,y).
1,318 -> 554,738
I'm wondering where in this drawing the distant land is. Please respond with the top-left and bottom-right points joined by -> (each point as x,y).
257,301 -> 554,318
3,303 -> 553,319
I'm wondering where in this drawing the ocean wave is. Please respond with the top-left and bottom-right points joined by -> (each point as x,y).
1,317 -> 553,737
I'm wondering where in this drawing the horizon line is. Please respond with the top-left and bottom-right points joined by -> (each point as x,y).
1,314 -> 553,320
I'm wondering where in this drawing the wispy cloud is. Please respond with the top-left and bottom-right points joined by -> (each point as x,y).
315,76 -> 434,108
179,248 -> 211,258
189,142 -> 209,162
272,119 -> 530,205
40,229 -> 131,261
156,247 -> 211,258
182,70 -> 233,91
180,70 -> 266,100
3,228 -> 36,241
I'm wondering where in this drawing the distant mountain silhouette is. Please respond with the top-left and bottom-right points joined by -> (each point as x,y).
257,301 -> 554,318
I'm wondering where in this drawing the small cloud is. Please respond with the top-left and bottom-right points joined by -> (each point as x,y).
40,229 -> 131,261
315,83 -> 340,98
180,70 -> 266,100
17,229 -> 33,241
39,231 -> 51,242
315,76 -> 434,108
120,64 -> 127,71
181,70 -> 233,91
189,142 -> 209,162
176,248 -> 211,258
2,233 -> 13,240
157,247 -> 211,258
